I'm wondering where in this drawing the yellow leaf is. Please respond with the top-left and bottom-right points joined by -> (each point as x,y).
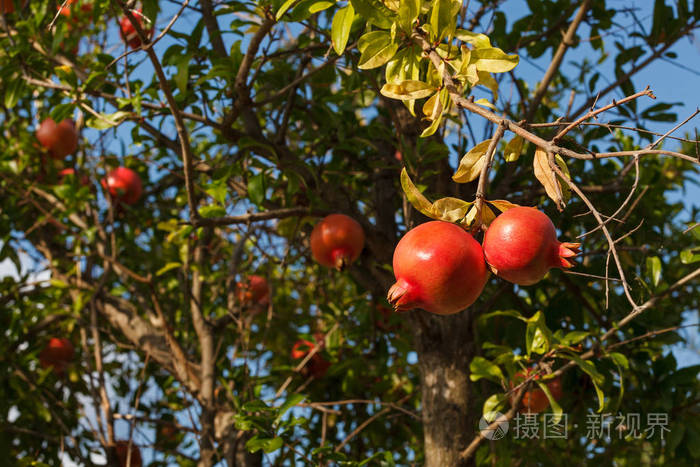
504,135 -> 524,162
381,80 -> 436,100
533,148 -> 566,208
471,48 -> 519,73
474,98 -> 497,110
400,168 -> 434,218
431,197 -> 471,222
455,29 -> 492,48
453,139 -> 492,183
422,92 -> 442,120
488,199 -> 521,213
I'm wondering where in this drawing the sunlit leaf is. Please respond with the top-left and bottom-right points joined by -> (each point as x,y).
453,139 -> 492,183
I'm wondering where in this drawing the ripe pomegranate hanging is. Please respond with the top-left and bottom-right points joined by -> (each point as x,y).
387,221 -> 489,315
0,0 -> 14,14
310,214 -> 365,270
36,118 -> 79,159
236,275 -> 270,306
39,337 -> 74,375
119,9 -> 154,49
291,339 -> 330,378
101,167 -> 143,205
510,368 -> 563,413
482,206 -> 580,286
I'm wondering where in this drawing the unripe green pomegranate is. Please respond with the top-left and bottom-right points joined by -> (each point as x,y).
387,221 -> 488,315
482,207 -> 580,285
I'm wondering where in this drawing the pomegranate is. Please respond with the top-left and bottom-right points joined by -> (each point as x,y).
482,206 -> 580,285
114,441 -> 142,467
387,221 -> 488,315
101,167 -> 143,205
39,337 -> 74,375
36,118 -> 79,159
510,368 -> 563,413
0,0 -> 14,14
236,275 -> 270,306
310,214 -> 365,270
291,339 -> 330,378
119,9 -> 154,49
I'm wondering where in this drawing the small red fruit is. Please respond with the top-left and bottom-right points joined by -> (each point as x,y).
36,118 -> 79,159
510,368 -> 563,413
394,150 -> 403,162
236,275 -> 270,306
387,221 -> 488,315
310,214 -> 365,270
119,9 -> 154,49
482,206 -> 580,286
59,168 -> 90,187
58,0 -> 92,19
101,167 -> 143,205
114,441 -> 142,467
0,0 -> 14,14
291,339 -> 330,378
39,337 -> 74,375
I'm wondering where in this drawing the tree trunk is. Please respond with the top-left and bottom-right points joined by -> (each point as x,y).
411,310 -> 479,467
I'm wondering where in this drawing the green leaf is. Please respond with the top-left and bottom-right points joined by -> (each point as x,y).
470,356 -> 504,383
667,423 -> 686,453
482,393 -> 507,416
350,0 -> 395,28
646,256 -> 662,287
526,311 -> 552,356
680,248 -> 700,264
85,111 -> 132,130
331,4 -> 355,55
397,0 -> 421,31
248,172 -> 266,206
470,48 -> 519,73
479,309 -> 527,322
430,0 -> 460,42
560,331 -> 589,346
358,31 -> 398,69
452,139 -> 492,183
380,80 -> 436,100
4,78 -> 24,109
199,205 -> 227,218
503,135 -> 524,162
156,262 -> 182,276
562,352 -> 605,412
608,352 -> 629,370
276,394 -> 305,424
535,379 -> 563,423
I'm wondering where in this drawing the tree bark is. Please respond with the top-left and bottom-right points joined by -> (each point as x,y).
411,310 -> 479,467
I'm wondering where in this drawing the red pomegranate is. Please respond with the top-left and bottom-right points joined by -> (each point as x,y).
0,0 -> 14,14
291,339 -> 330,378
114,441 -> 142,467
101,167 -> 143,205
36,118 -> 79,159
510,368 -> 563,413
387,221 -> 488,315
39,337 -> 74,375
236,275 -> 270,306
310,214 -> 365,270
59,168 -> 90,187
482,206 -> 580,286
119,9 -> 154,49
58,0 -> 92,19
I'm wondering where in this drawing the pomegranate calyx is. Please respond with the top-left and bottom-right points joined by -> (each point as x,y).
387,279 -> 414,312
557,242 -> 581,268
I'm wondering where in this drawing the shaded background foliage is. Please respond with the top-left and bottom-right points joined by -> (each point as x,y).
0,0 -> 699,465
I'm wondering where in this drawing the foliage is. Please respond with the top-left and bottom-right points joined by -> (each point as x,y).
0,0 -> 699,465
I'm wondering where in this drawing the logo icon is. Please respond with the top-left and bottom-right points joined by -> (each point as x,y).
479,411 -> 509,440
